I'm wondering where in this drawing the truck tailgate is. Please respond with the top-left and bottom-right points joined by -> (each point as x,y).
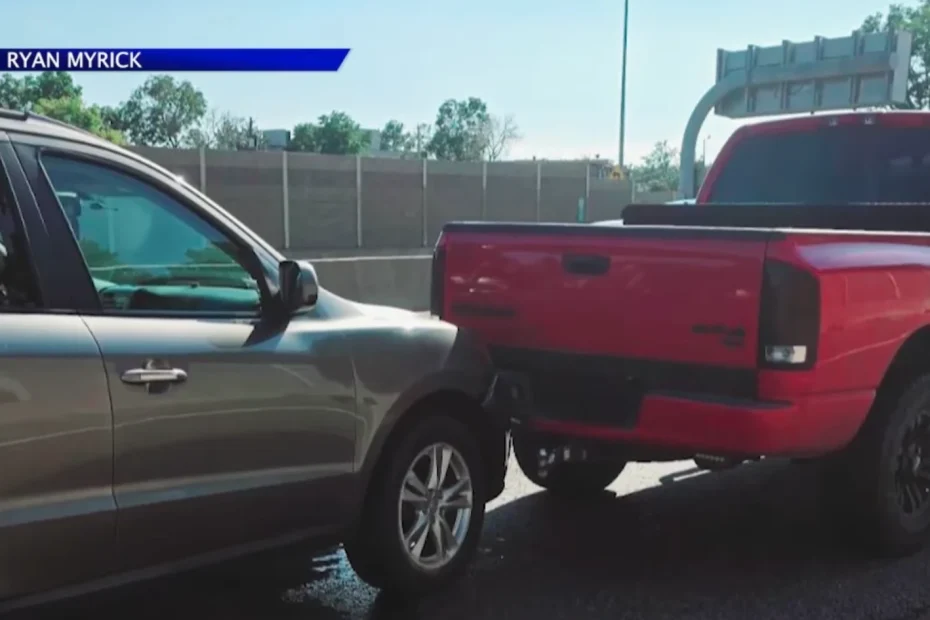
440,223 -> 772,375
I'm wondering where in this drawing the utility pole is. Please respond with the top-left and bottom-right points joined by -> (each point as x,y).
248,117 -> 259,150
618,0 -> 630,169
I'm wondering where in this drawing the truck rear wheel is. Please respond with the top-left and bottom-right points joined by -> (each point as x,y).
832,373 -> 930,557
513,433 -> 625,497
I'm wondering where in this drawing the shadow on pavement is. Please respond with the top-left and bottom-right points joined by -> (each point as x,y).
14,459 -> 930,620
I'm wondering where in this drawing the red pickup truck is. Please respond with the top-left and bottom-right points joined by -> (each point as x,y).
435,111 -> 930,558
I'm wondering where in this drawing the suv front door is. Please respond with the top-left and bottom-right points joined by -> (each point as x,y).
15,139 -> 357,571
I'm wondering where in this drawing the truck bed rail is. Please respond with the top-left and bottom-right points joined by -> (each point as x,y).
622,202 -> 930,234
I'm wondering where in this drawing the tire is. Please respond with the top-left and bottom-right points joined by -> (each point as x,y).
344,414 -> 486,595
830,373 -> 930,557
512,432 -> 625,497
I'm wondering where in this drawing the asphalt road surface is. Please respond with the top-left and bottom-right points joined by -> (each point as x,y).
14,457 -> 930,620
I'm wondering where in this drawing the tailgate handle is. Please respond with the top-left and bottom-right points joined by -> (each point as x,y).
562,253 -> 610,276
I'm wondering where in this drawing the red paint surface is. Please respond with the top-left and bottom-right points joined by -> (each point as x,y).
696,111 -> 930,203
439,112 -> 930,458
444,227 -> 930,457
443,231 -> 766,368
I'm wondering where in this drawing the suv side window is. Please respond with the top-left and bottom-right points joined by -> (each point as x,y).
0,159 -> 41,310
40,154 -> 260,314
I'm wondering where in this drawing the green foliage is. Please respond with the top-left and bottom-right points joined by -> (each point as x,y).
375,120 -> 438,158
0,74 -> 25,109
23,72 -> 82,103
0,72 -> 519,160
628,141 -> 708,193
0,72 -> 125,143
287,111 -> 369,155
314,111 -> 369,154
861,2 -> 930,109
32,97 -> 126,144
427,97 -> 490,161
629,141 -> 680,192
0,71 -> 84,109
288,122 -> 318,152
98,104 -> 134,136
404,123 -> 433,158
120,75 -> 207,147
379,120 -> 406,152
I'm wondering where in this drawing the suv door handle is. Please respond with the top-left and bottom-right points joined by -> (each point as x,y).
121,368 -> 188,385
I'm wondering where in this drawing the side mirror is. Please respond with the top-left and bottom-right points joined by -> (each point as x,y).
279,259 -> 319,313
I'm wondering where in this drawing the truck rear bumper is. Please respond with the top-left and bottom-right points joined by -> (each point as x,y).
520,389 -> 876,458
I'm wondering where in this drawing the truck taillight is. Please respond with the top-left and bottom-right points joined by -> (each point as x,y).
758,260 -> 820,370
430,235 -> 447,319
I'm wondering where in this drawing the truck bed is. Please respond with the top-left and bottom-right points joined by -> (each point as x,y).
433,204 -> 930,455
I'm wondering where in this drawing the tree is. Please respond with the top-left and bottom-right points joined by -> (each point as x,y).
404,123 -> 433,158
427,97 -> 490,161
23,72 -> 82,104
8,72 -> 115,143
314,111 -> 369,155
287,111 -> 369,155
210,113 -> 259,150
31,97 -> 126,144
377,120 -> 435,158
630,141 -> 680,192
187,109 -> 262,150
0,74 -> 25,109
288,122 -> 318,152
0,71 -> 124,143
98,105 -> 129,134
0,71 -> 82,111
861,2 -> 928,108
119,75 -> 207,147
379,120 -> 406,152
480,114 -> 521,161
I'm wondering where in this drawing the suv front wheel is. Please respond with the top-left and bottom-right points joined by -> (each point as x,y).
345,414 -> 487,594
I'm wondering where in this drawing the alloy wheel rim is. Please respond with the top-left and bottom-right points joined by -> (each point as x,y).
397,442 -> 473,570
895,409 -> 930,516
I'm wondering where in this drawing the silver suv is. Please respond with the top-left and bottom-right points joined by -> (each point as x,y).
0,110 -> 509,611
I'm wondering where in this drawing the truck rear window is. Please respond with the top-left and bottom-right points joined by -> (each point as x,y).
707,125 -> 930,204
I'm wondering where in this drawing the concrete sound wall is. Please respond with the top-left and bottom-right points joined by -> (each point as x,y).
130,146 -> 637,253
310,255 -> 432,311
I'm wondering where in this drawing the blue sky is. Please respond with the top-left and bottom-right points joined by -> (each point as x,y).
6,0 -> 892,163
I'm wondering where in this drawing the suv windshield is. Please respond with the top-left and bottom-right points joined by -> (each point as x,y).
707,125 -> 930,204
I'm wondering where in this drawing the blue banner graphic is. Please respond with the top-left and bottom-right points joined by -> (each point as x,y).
0,49 -> 350,72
